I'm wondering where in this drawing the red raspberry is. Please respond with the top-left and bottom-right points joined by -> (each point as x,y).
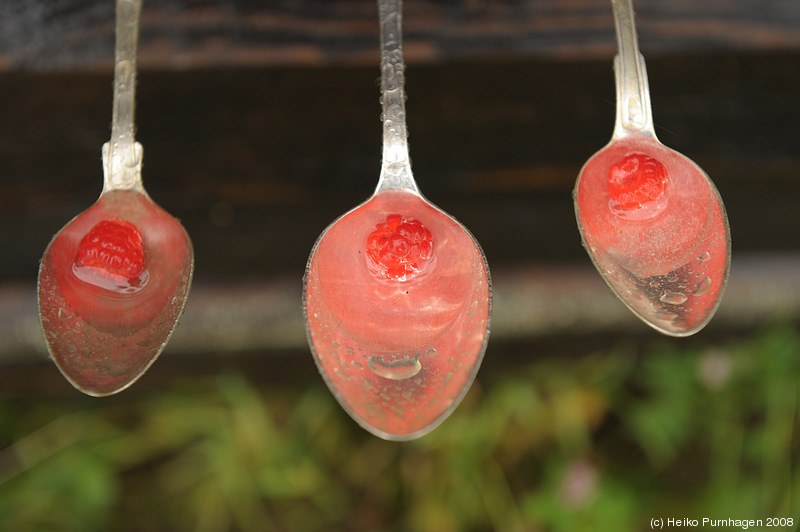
75,218 -> 145,280
608,153 -> 668,214
366,214 -> 433,280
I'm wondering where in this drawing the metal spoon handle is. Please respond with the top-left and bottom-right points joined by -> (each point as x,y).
103,0 -> 145,194
375,0 -> 419,195
611,0 -> 656,139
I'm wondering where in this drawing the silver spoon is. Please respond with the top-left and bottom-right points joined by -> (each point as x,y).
303,0 -> 491,440
37,0 -> 194,396
573,0 -> 730,336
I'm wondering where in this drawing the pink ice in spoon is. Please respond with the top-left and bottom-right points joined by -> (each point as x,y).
575,136 -> 728,333
38,189 -> 193,395
305,190 -> 489,438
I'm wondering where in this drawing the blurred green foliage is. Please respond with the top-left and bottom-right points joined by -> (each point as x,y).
1,324 -> 798,531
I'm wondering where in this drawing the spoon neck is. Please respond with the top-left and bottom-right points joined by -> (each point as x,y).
611,0 -> 656,139
376,0 -> 418,195
106,0 -> 145,193
102,141 -> 145,194
376,163 -> 418,195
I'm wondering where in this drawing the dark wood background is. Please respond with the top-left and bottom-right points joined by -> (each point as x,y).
1,0 -> 799,393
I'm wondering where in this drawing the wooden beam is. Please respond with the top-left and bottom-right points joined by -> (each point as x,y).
2,0 -> 799,70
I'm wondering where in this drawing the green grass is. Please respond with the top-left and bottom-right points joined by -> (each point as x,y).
1,324 -> 798,531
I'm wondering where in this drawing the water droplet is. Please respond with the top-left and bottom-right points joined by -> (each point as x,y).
660,291 -> 688,305
655,310 -> 679,320
698,252 -> 711,262
468,300 -> 478,318
693,277 -> 711,296
368,354 -> 421,380
351,360 -> 363,370
361,377 -> 373,391
58,308 -> 71,320
425,348 -> 437,357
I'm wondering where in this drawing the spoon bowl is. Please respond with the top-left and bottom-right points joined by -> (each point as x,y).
305,190 -> 489,439
38,188 -> 193,395
575,135 -> 728,336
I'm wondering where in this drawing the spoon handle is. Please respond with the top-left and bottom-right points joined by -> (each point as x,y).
103,0 -> 145,194
375,0 -> 419,195
611,0 -> 656,139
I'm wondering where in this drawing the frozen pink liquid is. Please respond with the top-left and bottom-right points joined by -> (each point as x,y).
577,137 -> 716,278
305,190 -> 490,438
39,189 -> 193,395
575,137 -> 728,334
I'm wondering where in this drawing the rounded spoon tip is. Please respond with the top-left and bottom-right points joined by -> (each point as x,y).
575,137 -> 730,337
38,189 -> 194,396
304,190 -> 491,439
